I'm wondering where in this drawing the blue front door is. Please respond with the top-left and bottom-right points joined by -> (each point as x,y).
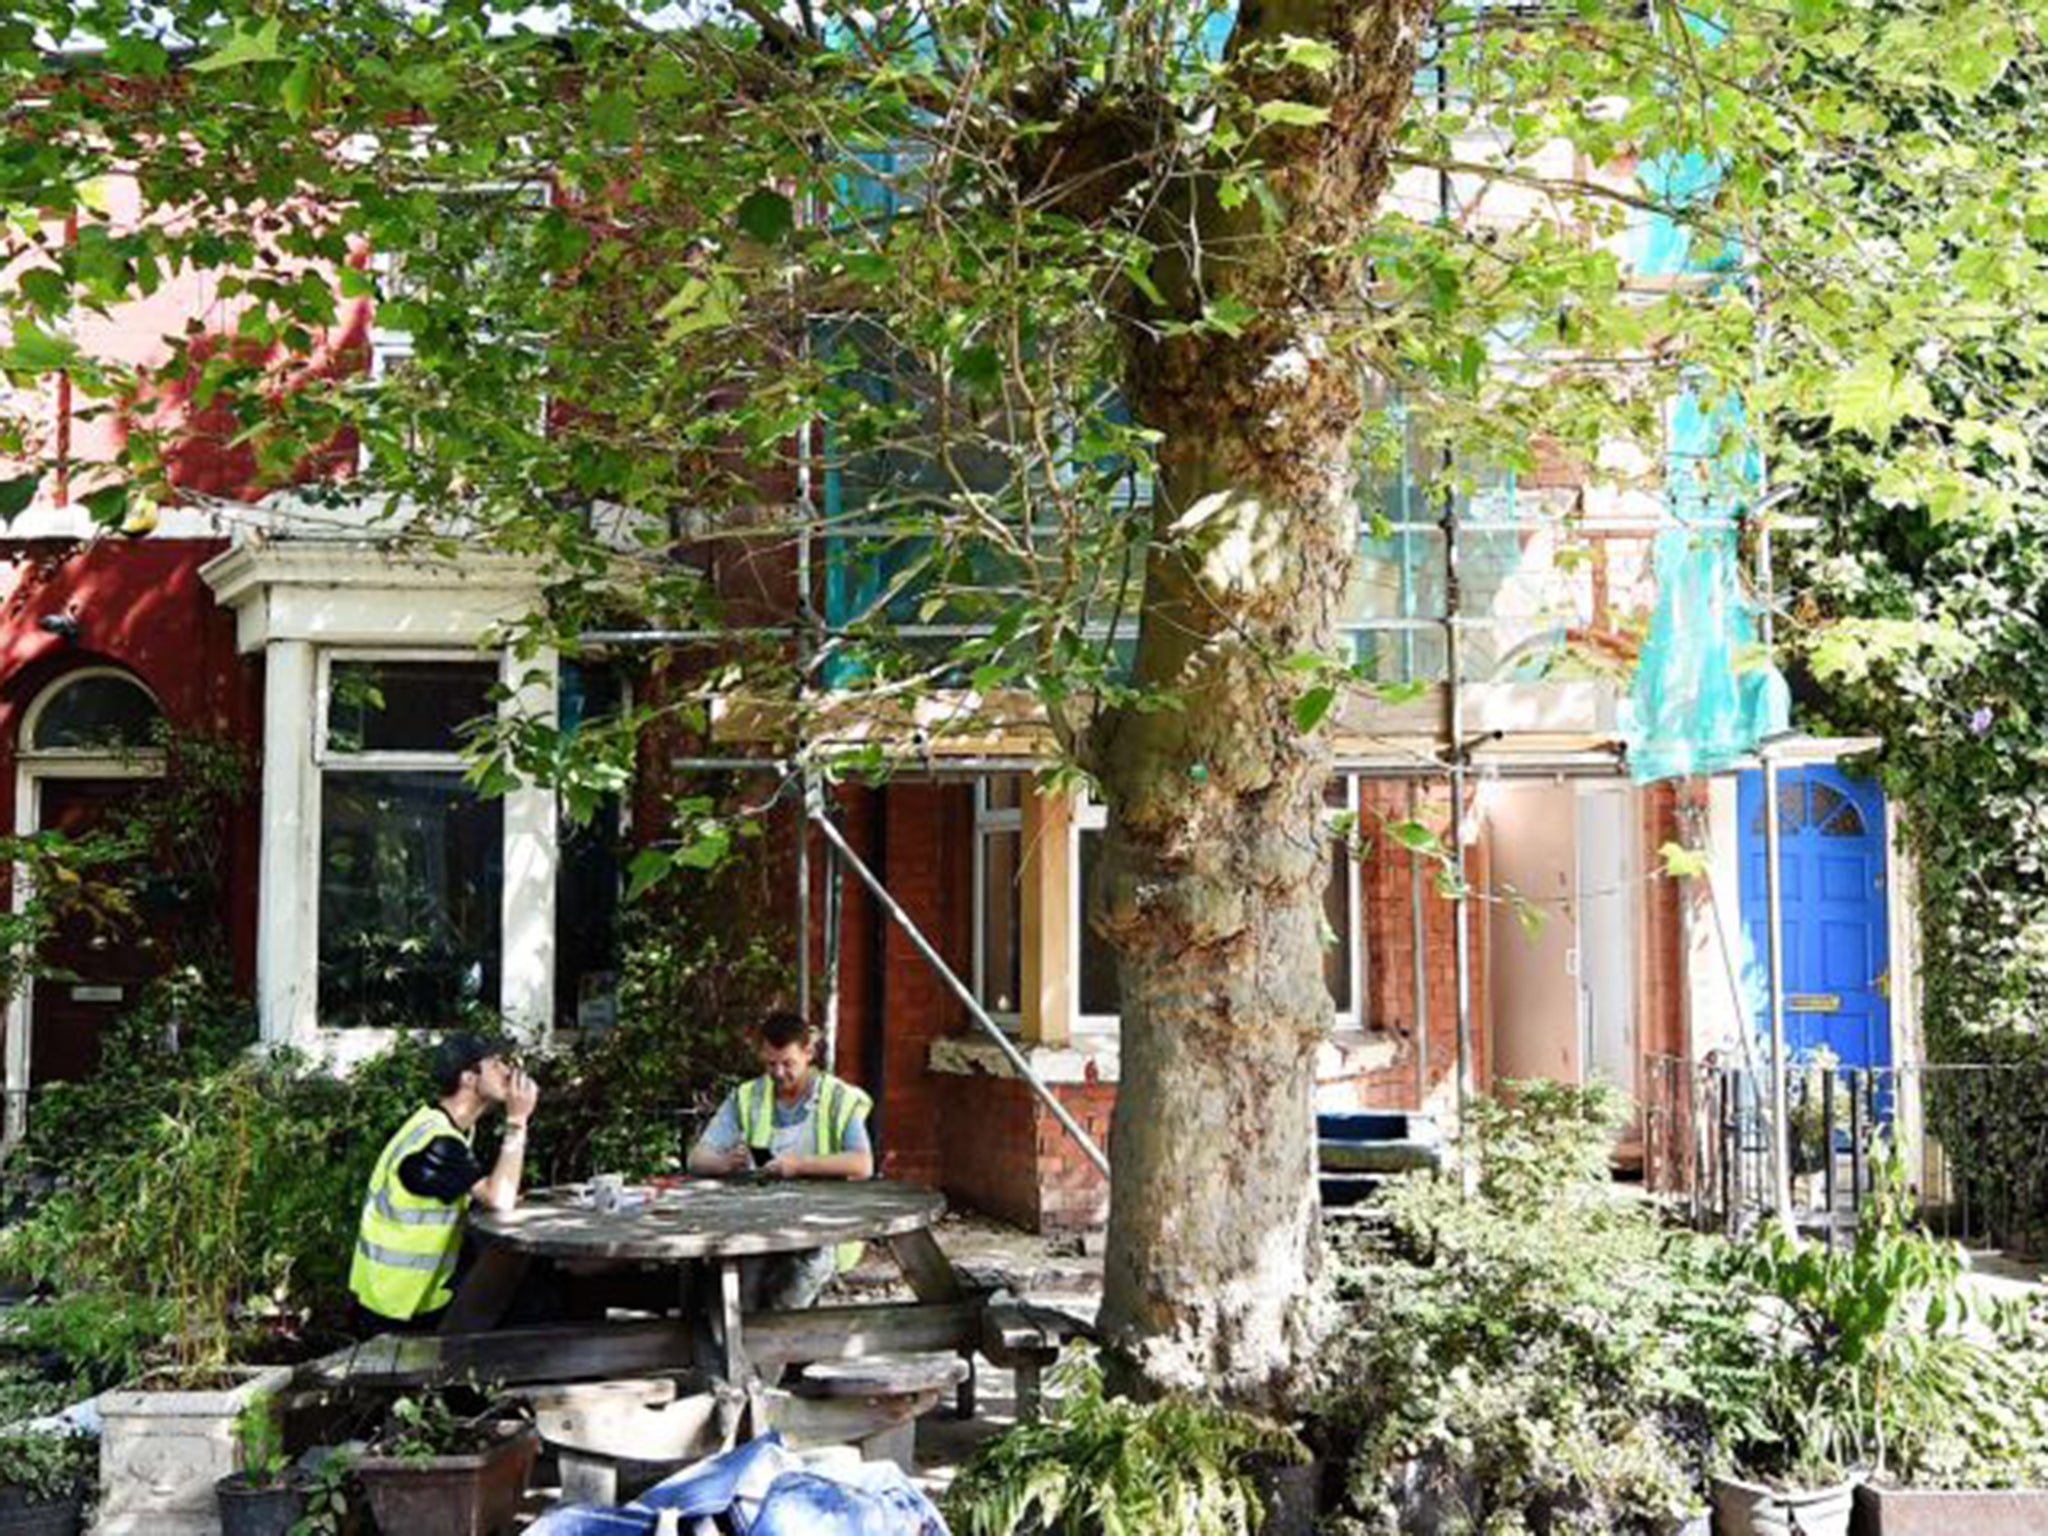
1737,764 -> 1891,1069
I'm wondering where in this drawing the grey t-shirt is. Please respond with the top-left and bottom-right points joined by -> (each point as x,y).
698,1076 -> 872,1161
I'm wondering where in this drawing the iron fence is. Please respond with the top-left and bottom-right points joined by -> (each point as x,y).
1642,1053 -> 2048,1249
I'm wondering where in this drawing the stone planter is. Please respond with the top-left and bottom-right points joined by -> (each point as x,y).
1712,1473 -> 1856,1536
93,1365 -> 294,1536
1852,1483 -> 2048,1535
353,1422 -> 536,1536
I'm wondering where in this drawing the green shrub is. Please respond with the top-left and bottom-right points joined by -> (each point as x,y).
946,1348 -> 1307,1536
1734,1143 -> 2011,1486
525,906 -> 770,1182
0,1432 -> 95,1505
1316,1086 -> 1754,1534
1,1039 -> 432,1368
6,1294 -> 176,1392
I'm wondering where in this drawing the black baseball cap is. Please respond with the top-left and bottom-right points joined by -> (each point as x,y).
431,1031 -> 517,1094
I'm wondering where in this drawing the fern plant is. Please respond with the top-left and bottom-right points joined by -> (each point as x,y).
946,1347 -> 1309,1536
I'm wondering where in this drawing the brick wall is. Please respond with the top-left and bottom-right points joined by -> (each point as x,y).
938,1075 -> 1114,1231
0,539 -> 263,993
811,781 -> 974,1191
1350,780 -> 1492,1112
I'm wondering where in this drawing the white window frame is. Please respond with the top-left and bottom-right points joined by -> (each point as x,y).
310,648 -> 516,1036
970,776 -> 1024,1029
315,648 -> 502,774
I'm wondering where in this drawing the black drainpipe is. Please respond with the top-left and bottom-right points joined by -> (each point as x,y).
861,785 -> 889,1156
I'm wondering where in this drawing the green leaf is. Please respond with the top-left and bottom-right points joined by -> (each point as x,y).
0,474 -> 38,523
1658,841 -> 1709,879
191,18 -> 287,73
1255,100 -> 1331,129
1203,295 -> 1257,337
674,821 -> 732,870
1276,36 -> 1341,74
81,484 -> 127,529
1826,356 -> 1933,439
736,189 -> 795,245
17,269 -> 67,315
4,324 -> 79,373
280,57 -> 317,121
589,90 -> 637,142
625,847 -> 674,902
1292,685 -> 1337,732
1388,818 -> 1442,855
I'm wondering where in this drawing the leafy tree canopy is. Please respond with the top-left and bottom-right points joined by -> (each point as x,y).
5,0 -> 2043,1401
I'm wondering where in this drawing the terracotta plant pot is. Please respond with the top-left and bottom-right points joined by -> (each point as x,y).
216,1471 -> 308,1536
353,1422 -> 537,1536
1851,1482 -> 2048,1536
0,1488 -> 81,1536
1712,1473 -> 1856,1536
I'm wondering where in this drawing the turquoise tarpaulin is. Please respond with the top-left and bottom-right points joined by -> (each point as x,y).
1621,392 -> 1790,781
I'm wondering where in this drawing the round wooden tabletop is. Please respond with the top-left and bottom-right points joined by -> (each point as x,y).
469,1178 -> 947,1261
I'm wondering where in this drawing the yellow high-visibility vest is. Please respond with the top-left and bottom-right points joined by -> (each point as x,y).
349,1104 -> 472,1322
735,1072 -> 873,1272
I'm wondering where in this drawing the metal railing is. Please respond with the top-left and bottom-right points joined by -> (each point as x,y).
1642,1054 -> 2048,1249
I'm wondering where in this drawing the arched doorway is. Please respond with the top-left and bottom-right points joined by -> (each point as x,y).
7,669 -> 165,1130
1737,762 -> 1892,1069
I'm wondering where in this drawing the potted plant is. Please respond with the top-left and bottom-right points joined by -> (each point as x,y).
1712,1145 -> 1992,1536
351,1388 -> 536,1536
214,1393 -> 306,1536
0,1430 -> 96,1536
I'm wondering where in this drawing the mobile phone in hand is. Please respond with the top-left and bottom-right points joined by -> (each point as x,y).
749,1144 -> 773,1170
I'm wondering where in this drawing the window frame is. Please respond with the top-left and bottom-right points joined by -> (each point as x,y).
970,773 -> 1367,1045
17,666 -> 165,762
970,776 -> 1025,1031
315,649 -> 502,774
1072,780 -> 1366,1039
311,647 -> 512,1031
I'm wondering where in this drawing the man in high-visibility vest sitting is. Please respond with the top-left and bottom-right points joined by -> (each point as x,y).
687,1010 -> 873,1310
350,1031 -> 540,1331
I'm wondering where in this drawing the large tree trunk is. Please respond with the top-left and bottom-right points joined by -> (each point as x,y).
1091,411 -> 1359,1411
1083,0 -> 1435,1409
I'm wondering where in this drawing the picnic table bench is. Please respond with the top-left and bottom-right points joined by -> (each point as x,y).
305,1178 -> 1091,1466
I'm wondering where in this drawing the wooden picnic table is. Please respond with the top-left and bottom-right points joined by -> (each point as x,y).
447,1178 -> 964,1387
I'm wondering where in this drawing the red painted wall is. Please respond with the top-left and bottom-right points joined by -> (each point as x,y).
0,538 -> 263,993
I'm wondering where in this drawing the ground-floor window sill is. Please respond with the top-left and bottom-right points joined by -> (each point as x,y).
926,1034 -> 1120,1086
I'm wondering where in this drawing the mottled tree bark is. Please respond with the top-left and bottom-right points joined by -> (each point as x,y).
1086,0 -> 1435,1409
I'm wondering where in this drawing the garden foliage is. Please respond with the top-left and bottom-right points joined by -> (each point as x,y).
1767,0 -> 2048,1244
945,1347 -> 1308,1536
1316,1086 -> 2048,1531
0,847 -> 783,1376
1318,1082 -> 1752,1534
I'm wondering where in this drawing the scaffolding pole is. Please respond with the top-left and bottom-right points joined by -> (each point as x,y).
1442,465 -> 1476,1132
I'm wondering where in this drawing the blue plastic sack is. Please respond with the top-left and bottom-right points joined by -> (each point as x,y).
635,1433 -> 793,1520
753,1468 -> 949,1536
527,1433 -> 948,1536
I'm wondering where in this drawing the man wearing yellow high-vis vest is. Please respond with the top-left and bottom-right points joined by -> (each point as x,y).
687,1011 -> 873,1310
350,1031 -> 540,1330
